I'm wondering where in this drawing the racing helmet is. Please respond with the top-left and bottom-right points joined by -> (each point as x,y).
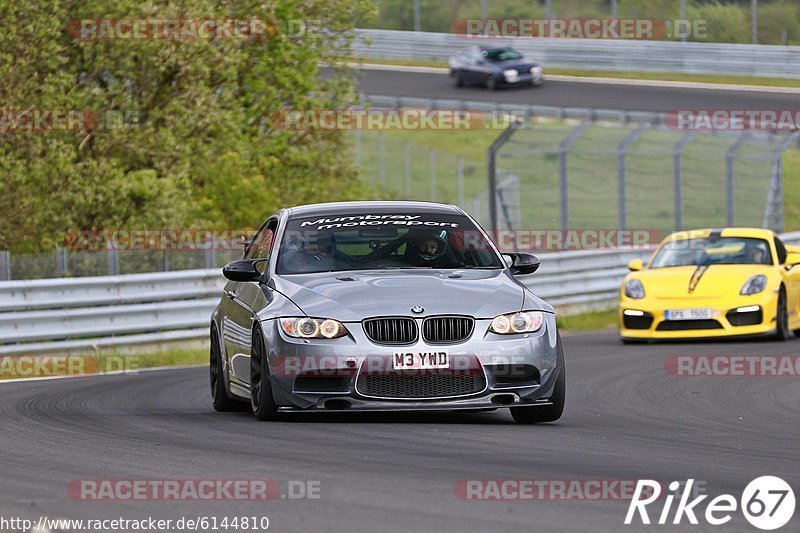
408,230 -> 448,262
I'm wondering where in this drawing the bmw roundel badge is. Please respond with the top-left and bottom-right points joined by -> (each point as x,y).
411,306 -> 424,314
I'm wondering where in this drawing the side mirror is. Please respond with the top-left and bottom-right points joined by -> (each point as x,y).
222,259 -> 264,282
505,252 -> 540,275
785,252 -> 800,268
628,259 -> 643,272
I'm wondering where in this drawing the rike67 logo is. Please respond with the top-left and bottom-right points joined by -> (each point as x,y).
626,477 -> 795,530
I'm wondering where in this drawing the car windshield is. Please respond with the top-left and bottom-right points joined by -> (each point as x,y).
650,237 -> 772,268
276,211 -> 503,274
483,47 -> 523,62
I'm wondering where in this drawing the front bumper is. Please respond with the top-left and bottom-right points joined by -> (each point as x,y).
499,71 -> 543,86
619,291 -> 779,340
257,313 -> 562,412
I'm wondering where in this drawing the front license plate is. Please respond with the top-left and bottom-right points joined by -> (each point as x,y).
665,308 -> 713,321
392,350 -> 449,370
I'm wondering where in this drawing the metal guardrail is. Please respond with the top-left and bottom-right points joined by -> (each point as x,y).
2,231 -> 799,354
0,270 -> 225,354
354,29 -> 800,79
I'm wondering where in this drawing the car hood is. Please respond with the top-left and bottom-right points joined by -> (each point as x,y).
271,269 -> 530,321
637,265 -> 773,299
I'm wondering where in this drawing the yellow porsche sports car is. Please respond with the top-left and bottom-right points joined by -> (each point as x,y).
619,228 -> 800,342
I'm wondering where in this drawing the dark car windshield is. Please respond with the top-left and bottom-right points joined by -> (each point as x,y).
483,47 -> 523,62
276,212 -> 503,274
650,237 -> 772,268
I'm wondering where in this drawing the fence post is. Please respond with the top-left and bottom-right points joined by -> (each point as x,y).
488,119 -> 522,235
205,234 -> 217,269
764,130 -> 800,232
496,173 -> 519,231
403,141 -> 412,197
559,121 -> 592,231
726,133 -> 749,227
55,247 -> 67,277
429,149 -> 436,201
0,251 -> 9,280
617,124 -> 648,231
457,155 -> 465,207
672,132 -> 695,231
107,242 -> 118,276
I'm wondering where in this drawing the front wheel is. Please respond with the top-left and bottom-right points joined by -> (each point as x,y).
250,326 -> 279,420
774,288 -> 790,341
210,326 -> 241,412
451,71 -> 465,87
485,75 -> 498,90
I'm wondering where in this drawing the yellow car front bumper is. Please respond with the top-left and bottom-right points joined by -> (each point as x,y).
619,291 -> 779,340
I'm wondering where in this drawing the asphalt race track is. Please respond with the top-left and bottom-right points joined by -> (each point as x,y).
353,68 -> 800,112
1,332 -> 798,532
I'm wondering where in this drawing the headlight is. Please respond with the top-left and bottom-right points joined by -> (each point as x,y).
503,69 -> 518,81
624,279 -> 645,299
740,275 -> 767,295
279,318 -> 348,339
490,311 -> 543,334
531,66 -> 542,75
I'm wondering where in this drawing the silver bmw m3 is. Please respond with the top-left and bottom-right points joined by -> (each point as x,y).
210,201 -> 565,424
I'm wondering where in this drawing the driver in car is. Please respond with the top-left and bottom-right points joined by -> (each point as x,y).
406,230 -> 448,266
744,242 -> 768,265
285,232 -> 342,272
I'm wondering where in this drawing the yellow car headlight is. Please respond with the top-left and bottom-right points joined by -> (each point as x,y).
740,275 -> 767,295
279,318 -> 348,339
490,311 -> 543,334
625,279 -> 645,299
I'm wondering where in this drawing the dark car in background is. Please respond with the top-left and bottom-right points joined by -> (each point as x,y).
448,45 -> 544,90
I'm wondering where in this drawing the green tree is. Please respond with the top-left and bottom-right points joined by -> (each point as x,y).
0,0 -> 376,252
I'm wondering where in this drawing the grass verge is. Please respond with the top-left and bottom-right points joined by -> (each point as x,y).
0,348 -> 207,381
555,308 -> 618,333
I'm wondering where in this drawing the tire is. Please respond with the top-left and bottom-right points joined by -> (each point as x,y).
452,71 -> 465,87
774,287 -> 790,341
510,337 -> 565,424
250,326 -> 279,421
485,75 -> 498,90
210,326 -> 241,412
